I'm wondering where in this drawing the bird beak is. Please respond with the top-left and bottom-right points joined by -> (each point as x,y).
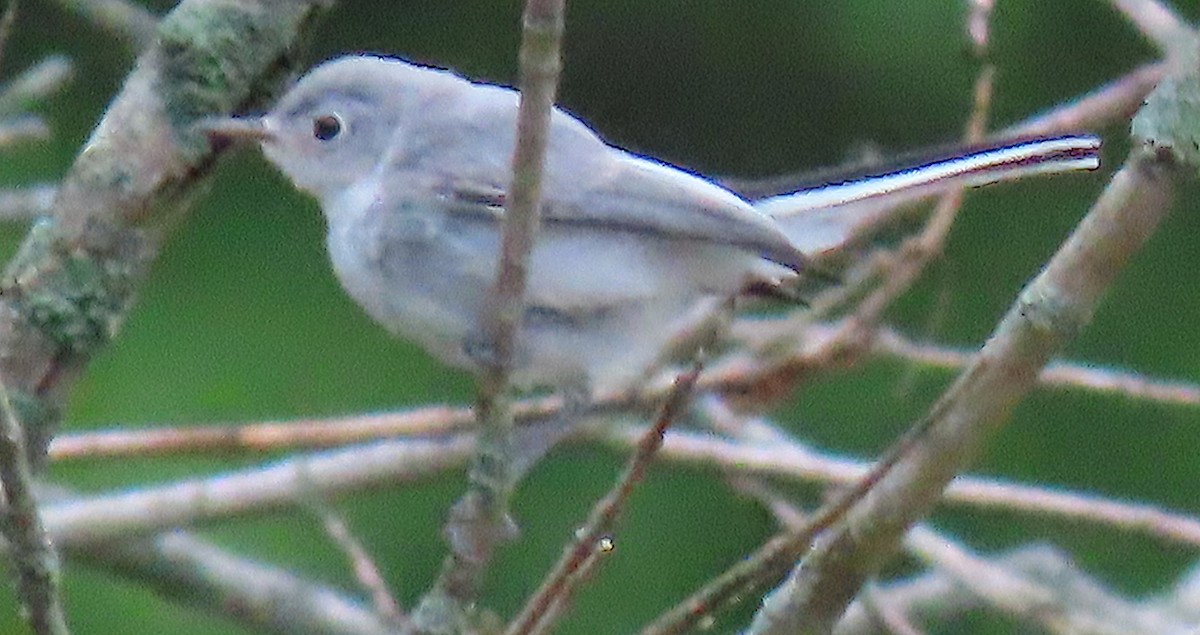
202,116 -> 275,147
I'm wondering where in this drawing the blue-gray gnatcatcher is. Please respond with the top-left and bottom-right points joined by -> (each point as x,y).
208,55 -> 1100,393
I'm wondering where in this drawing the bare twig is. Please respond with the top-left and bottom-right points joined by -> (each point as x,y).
616,423 -> 1200,547
705,397 -> 1200,549
640,415 -> 932,634
816,56 -> 993,339
857,585 -> 927,635
49,0 -> 157,50
1109,0 -> 1191,53
0,375 -> 68,635
730,318 -> 1200,407
1004,63 -> 1164,138
733,481 -> 930,635
837,540 -> 1200,635
29,417 -> 1200,553
72,528 -> 396,635
733,415 -> 1196,635
0,115 -> 48,146
830,61 -> 992,337
0,56 -> 73,118
46,325 -> 1200,463
742,146 -> 1178,635
49,406 -> 484,459
0,185 -> 57,221
506,362 -> 701,635
420,1 -> 568,626
42,435 -> 473,546
313,505 -> 408,628
868,324 -> 1200,406
966,0 -> 994,55
902,527 -> 1065,632
738,476 -> 1127,635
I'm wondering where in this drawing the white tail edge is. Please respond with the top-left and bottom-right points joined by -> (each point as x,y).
757,134 -> 1102,219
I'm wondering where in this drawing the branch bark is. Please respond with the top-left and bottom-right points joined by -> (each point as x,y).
418,1 -> 568,630
0,0 -> 328,631
0,0 -> 328,460
745,145 -> 1179,635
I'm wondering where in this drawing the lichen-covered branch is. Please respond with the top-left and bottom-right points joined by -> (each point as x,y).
0,0 -> 329,463
0,379 -> 68,635
0,1 -> 328,631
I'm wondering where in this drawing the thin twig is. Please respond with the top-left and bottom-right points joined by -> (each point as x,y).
0,115 -> 49,146
902,527 -> 1061,631
737,476 -> 1099,635
725,370 -> 1197,635
506,362 -> 701,635
50,314 -> 1200,463
313,505 -> 408,629
69,526 -> 396,635
29,416 -> 1200,553
1108,0 -> 1191,54
0,56 -> 74,117
612,423 -> 1200,547
42,435 -> 473,547
836,542 -> 1200,635
0,185 -> 57,220
0,376 -> 69,635
49,0 -> 157,50
639,411 -> 936,634
966,0 -> 994,55
731,481 -> 927,635
49,406 -> 485,459
423,1 -> 567,621
1004,62 -> 1164,138
857,584 -> 927,635
890,526 -> 1200,635
741,146 -> 1178,635
869,324 -> 1200,406
829,59 -> 993,343
647,114 -> 1180,635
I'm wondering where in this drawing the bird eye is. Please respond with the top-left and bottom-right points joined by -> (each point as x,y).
312,114 -> 343,141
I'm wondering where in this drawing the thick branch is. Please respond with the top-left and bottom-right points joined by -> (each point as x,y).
0,0 -> 328,464
745,147 -> 1178,635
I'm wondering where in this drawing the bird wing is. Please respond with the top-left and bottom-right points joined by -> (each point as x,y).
398,84 -> 808,274
544,151 -> 808,273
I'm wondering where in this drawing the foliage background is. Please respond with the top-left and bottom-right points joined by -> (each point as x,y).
0,0 -> 1197,633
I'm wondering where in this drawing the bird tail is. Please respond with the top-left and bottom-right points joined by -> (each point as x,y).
754,135 -> 1102,257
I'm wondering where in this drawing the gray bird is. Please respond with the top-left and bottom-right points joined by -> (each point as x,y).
208,55 -> 1100,395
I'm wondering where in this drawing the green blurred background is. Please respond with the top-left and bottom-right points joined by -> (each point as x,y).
0,0 -> 1198,633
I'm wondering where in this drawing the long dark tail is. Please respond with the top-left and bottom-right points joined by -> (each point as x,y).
756,134 -> 1101,219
